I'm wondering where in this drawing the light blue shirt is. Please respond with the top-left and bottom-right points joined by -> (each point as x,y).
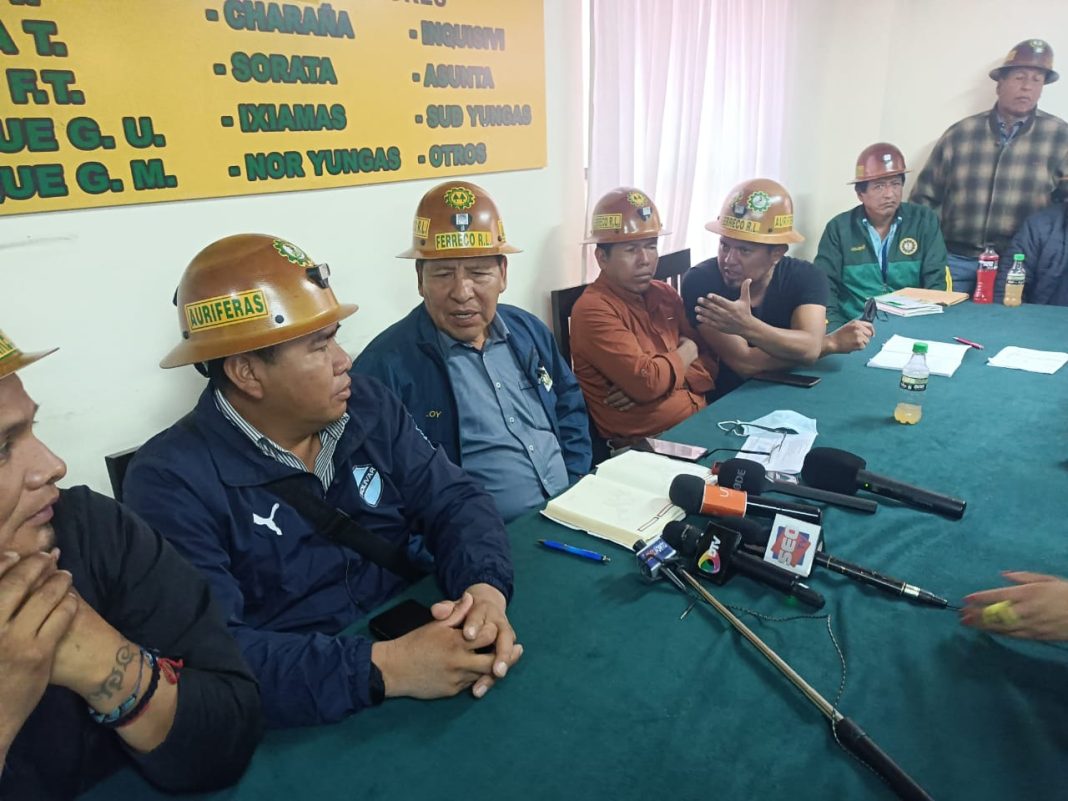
214,388 -> 348,491
438,317 -> 568,522
861,216 -> 901,283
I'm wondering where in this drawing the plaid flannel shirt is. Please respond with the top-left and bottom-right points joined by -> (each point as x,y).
910,105 -> 1068,258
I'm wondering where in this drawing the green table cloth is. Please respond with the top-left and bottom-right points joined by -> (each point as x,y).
86,303 -> 1068,800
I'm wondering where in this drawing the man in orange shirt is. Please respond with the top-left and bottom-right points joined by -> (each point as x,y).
570,188 -> 717,440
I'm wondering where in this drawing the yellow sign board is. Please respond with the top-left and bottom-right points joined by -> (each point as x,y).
0,0 -> 546,216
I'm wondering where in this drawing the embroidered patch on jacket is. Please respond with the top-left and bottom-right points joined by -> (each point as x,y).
352,465 -> 383,507
899,237 -> 918,256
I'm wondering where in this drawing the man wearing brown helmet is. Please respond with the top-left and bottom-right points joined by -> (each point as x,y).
911,38 -> 1068,295
0,328 -> 261,799
352,181 -> 591,522
816,143 -> 949,329
683,179 -> 868,398
570,187 -> 717,439
123,234 -> 521,729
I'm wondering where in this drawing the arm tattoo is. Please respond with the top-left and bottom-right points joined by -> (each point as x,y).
87,643 -> 136,704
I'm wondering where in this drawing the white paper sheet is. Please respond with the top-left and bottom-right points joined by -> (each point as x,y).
987,346 -> 1068,375
738,432 -> 817,474
866,334 -> 970,377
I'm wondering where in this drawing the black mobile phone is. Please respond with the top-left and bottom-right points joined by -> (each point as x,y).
751,371 -> 821,388
369,599 -> 434,640
637,437 -> 710,462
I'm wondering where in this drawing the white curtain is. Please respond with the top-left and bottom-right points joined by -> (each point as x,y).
586,0 -> 790,275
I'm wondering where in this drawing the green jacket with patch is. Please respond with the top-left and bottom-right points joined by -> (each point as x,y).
814,201 -> 949,328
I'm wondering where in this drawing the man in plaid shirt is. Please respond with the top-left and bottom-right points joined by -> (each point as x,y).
911,39 -> 1068,295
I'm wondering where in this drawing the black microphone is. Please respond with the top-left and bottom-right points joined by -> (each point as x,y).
668,474 -> 824,526
715,458 -> 878,514
801,447 -> 966,520
720,516 -> 952,609
662,521 -> 825,609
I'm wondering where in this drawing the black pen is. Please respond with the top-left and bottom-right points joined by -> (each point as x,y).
741,544 -> 949,608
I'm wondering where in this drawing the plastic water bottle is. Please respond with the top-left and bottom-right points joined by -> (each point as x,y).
973,245 -> 998,304
893,342 -> 929,425
1003,253 -> 1026,307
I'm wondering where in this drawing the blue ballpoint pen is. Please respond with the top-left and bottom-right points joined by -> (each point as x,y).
537,539 -> 611,563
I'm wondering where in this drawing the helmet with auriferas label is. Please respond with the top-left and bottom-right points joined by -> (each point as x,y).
160,234 -> 358,369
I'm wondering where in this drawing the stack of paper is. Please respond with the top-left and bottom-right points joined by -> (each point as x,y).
987,347 -> 1068,375
873,293 -> 943,317
541,450 -> 712,549
866,334 -> 970,377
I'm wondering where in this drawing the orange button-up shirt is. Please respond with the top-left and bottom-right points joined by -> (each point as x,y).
570,275 -> 717,439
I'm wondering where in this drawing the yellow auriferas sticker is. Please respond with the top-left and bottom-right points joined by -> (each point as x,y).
772,214 -> 793,230
592,213 -> 622,231
721,216 -> 762,233
186,289 -> 270,332
434,230 -> 492,250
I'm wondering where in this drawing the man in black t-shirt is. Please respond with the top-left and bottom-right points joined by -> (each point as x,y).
682,179 -> 874,397
0,328 -> 261,800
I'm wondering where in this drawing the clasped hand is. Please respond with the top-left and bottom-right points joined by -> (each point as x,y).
375,583 -> 522,700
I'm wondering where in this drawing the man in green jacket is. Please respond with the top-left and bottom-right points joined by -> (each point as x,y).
815,142 -> 949,329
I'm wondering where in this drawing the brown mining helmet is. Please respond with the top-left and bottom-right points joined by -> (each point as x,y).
706,178 -> 804,245
850,142 -> 910,185
990,39 -> 1058,83
0,329 -> 57,381
584,187 -> 668,244
161,234 -> 358,369
398,181 -> 521,259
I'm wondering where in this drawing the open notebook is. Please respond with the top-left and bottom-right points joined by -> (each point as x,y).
541,449 -> 712,550
867,334 -> 971,377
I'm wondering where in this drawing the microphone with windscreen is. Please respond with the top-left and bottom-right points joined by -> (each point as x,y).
715,458 -> 877,514
801,447 -> 966,520
662,521 -> 825,609
668,474 -> 823,526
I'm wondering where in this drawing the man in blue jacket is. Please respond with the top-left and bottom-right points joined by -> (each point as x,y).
123,234 -> 521,728
995,201 -> 1068,304
352,181 -> 591,522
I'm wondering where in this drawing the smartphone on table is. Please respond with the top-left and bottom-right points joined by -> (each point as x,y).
751,371 -> 821,388
369,599 -> 434,640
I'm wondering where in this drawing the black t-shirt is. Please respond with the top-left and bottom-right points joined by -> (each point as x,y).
681,256 -> 828,396
0,487 -> 262,801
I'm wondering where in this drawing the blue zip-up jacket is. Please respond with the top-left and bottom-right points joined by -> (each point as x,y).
351,303 -> 592,483
996,202 -> 1068,304
123,376 -> 513,728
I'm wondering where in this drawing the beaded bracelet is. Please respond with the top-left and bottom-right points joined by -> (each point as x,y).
114,653 -> 184,729
88,647 -> 149,726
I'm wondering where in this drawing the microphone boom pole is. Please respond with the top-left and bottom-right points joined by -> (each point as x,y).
673,568 -> 934,801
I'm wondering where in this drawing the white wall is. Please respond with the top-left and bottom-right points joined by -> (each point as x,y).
780,0 -> 1068,261
0,0 -> 585,496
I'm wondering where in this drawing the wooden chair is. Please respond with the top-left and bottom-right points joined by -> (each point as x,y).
104,446 -> 139,503
549,284 -> 588,366
654,247 -> 691,292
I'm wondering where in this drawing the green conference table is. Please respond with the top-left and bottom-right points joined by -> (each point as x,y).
88,303 -> 1068,800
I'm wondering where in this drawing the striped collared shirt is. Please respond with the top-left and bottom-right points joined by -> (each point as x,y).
214,388 -> 349,490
